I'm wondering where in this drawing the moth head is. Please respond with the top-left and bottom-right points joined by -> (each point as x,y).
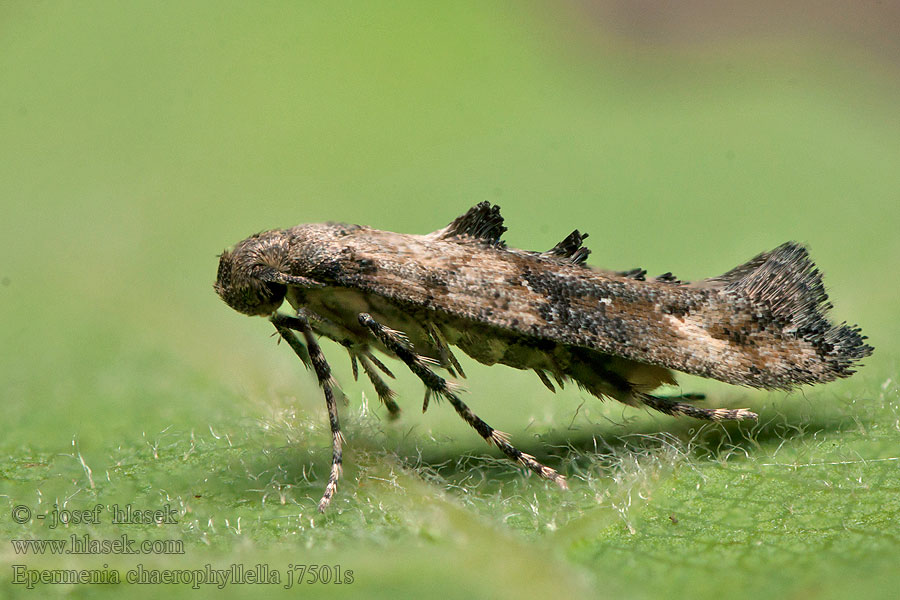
214,233 -> 289,316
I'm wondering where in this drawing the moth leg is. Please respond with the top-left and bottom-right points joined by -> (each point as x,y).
272,317 -> 311,368
271,314 -> 344,512
663,392 -> 705,401
637,392 -> 757,421
348,352 -> 359,381
358,353 -> 401,418
427,322 -> 465,378
534,369 -> 556,393
358,313 -> 567,489
364,351 -> 395,379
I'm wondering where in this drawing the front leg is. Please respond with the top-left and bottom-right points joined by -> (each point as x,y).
358,313 -> 567,489
271,314 -> 343,512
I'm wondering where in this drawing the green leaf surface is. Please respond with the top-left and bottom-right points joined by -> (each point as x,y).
2,2 -> 898,598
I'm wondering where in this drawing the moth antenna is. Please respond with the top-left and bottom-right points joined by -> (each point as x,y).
254,267 -> 324,289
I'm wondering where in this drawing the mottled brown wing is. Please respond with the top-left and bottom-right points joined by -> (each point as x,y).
316,226 -> 870,390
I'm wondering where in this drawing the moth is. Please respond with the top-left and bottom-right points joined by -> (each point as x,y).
215,202 -> 873,511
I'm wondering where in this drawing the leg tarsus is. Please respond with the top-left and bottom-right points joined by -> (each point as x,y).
638,392 -> 757,421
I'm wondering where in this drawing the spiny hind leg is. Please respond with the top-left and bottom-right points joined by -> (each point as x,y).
271,314 -> 344,512
637,392 -> 757,421
357,312 -> 567,489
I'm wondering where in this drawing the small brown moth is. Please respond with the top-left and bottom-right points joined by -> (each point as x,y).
215,202 -> 872,511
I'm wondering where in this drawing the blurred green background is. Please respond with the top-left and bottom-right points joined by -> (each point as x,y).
1,1 -> 898,598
